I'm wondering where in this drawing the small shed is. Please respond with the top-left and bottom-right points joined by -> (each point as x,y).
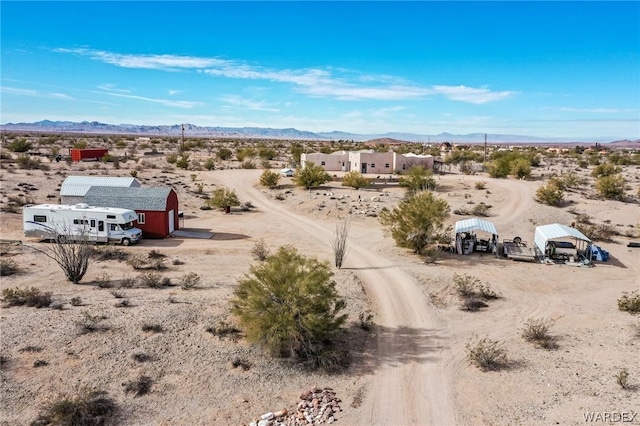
454,218 -> 499,254
70,148 -> 109,162
84,187 -> 179,238
534,224 -> 591,260
60,176 -> 140,205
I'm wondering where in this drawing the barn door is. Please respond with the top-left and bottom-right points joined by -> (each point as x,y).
168,210 -> 175,233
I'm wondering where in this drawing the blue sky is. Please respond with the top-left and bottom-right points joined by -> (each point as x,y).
1,1 -> 639,140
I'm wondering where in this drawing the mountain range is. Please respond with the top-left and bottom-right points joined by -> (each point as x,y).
0,120 -> 635,144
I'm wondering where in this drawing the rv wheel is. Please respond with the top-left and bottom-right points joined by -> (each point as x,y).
121,238 -> 131,246
513,236 -> 522,244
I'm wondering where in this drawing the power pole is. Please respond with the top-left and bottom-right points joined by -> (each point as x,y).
484,133 -> 487,162
181,124 -> 185,153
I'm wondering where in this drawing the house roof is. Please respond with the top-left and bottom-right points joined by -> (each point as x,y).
84,186 -> 174,211
534,223 -> 591,254
60,176 -> 140,196
455,218 -> 498,236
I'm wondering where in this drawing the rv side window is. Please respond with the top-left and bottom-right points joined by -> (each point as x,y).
73,219 -> 88,225
137,213 -> 146,224
90,220 -> 96,228
98,221 -> 104,232
107,215 -> 116,219
33,215 -> 47,223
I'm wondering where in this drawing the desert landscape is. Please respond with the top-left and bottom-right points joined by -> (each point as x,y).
1,134 -> 639,426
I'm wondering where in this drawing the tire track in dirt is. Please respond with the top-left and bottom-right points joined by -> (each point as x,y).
217,170 -> 456,426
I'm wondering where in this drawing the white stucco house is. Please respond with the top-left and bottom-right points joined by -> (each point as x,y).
301,150 -> 435,174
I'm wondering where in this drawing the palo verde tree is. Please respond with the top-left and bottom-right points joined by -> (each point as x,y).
231,246 -> 347,367
398,166 -> 436,194
206,187 -> 241,210
259,169 -> 280,189
379,191 -> 451,255
341,171 -> 370,190
293,162 -> 332,190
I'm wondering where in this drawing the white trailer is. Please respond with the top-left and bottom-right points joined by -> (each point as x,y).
23,203 -> 142,246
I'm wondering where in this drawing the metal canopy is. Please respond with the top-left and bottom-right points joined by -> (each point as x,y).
454,218 -> 498,235
534,223 -> 591,254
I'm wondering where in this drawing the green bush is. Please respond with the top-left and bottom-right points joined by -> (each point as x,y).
465,336 -> 508,371
231,246 -> 347,370
595,175 -> 626,200
398,166 -> 435,194
206,187 -> 241,210
259,169 -> 280,189
0,258 -> 19,276
293,162 -> 332,189
618,292 -> 640,314
2,287 -> 52,308
535,180 -> 565,206
217,147 -> 233,161
520,318 -> 555,349
31,389 -> 119,426
342,171 -> 371,190
7,138 -> 32,152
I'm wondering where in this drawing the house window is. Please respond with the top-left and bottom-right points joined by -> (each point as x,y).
33,215 -> 47,223
138,213 -> 146,224
370,163 -> 376,168
321,161 -> 326,166
385,163 -> 390,168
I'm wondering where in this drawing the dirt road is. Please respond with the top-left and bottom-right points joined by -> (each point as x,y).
217,170 -> 456,425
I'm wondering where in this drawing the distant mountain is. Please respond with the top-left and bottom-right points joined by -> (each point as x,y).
0,120 -> 628,144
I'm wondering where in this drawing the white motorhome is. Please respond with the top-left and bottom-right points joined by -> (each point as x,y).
23,203 -> 142,246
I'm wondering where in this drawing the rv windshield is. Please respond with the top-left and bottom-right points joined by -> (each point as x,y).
121,222 -> 135,230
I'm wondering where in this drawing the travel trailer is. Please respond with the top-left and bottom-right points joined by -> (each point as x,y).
23,203 -> 142,245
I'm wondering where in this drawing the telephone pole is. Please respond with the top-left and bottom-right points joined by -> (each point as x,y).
484,133 -> 487,162
181,124 -> 185,153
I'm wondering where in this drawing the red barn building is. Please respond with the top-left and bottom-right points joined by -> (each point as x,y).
70,148 -> 109,162
84,186 -> 179,238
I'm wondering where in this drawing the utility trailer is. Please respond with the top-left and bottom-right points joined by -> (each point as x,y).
23,203 -> 142,245
502,238 -> 537,262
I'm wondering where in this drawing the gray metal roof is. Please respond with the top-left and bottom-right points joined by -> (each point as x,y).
534,223 -> 591,254
60,176 -> 140,196
84,186 -> 173,211
455,218 -> 498,235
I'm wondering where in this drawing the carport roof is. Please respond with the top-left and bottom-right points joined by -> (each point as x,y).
534,223 -> 591,254
455,218 -> 498,235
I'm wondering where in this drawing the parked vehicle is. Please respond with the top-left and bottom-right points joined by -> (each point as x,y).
23,203 -> 142,245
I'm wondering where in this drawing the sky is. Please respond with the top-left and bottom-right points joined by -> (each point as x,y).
1,1 -> 639,140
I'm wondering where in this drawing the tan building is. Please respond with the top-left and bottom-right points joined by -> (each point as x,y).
301,150 -> 435,174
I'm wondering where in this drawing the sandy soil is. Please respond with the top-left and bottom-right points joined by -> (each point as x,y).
1,153 -> 639,425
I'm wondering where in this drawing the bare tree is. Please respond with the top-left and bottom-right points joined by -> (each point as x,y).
28,223 -> 93,284
331,218 -> 351,269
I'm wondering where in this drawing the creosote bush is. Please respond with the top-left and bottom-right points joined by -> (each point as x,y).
139,272 -> 171,288
616,369 -> 630,390
123,375 -> 153,397
520,318 -> 556,349
31,389 -> 119,426
251,239 -> 270,261
465,336 -> 508,371
2,287 -> 52,308
0,258 -> 20,276
206,321 -> 241,340
180,272 -> 201,290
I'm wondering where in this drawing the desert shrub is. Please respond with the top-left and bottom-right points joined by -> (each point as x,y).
342,171 -> 371,190
471,203 -> 492,217
203,157 -> 215,170
331,218 -> 351,269
91,246 -> 129,262
95,272 -> 112,288
259,169 -> 280,189
206,321 -> 241,340
33,359 -> 48,368
461,298 -> 489,311
129,170 -> 138,178
17,155 -> 48,170
509,158 -> 532,179
76,312 -> 107,334
206,187 -> 241,210
275,192 -> 286,201
258,147 -> 277,160
114,299 -> 131,308
591,163 -> 621,178
147,249 -> 166,259
535,180 -> 565,206
520,318 -> 555,349
119,276 -> 136,288
0,258 -> 19,276
231,357 -> 251,371
398,166 -> 435,194
31,228 -> 92,283
138,272 -> 171,288
180,272 -> 200,290
618,292 -> 640,314
251,239 -> 271,261
573,222 -> 617,242
474,181 -> 487,190
595,175 -> 627,200
31,389 -> 119,426
175,153 -> 190,169
2,287 -> 52,308
465,336 -> 508,371
379,191 -> 451,255
217,147 -> 233,161
110,290 -> 125,299
476,283 -> 499,300
7,138 -> 32,152
131,352 -> 151,363
616,369 -> 630,390
141,324 -> 163,333
70,297 -> 82,307
453,273 -> 479,297
240,159 -> 256,169
293,162 -> 332,189
19,345 -> 44,353
123,375 -> 153,397
358,310 -> 374,331
165,153 -> 178,164
231,246 -> 347,367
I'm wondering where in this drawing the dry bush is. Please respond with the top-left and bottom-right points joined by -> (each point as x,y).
520,318 -> 556,349
19,345 -> 43,353
110,290 -> 125,299
331,218 -> 351,269
180,272 -> 200,290
76,312 -> 107,334
142,324 -> 163,333
616,369 -> 630,390
138,272 -> 171,288
461,298 -> 489,311
453,273 -> 480,297
618,292 -> 640,314
465,336 -> 508,371
358,310 -> 374,331
471,203 -> 492,217
31,389 -> 119,426
123,375 -> 153,397
33,359 -> 48,368
2,287 -> 52,308
0,258 -> 20,276
231,358 -> 251,371
114,299 -> 131,308
118,276 -> 136,288
132,352 -> 151,363
70,297 -> 82,307
573,222 -> 617,242
474,181 -> 487,190
95,272 -> 112,288
91,246 -> 129,262
147,249 -> 166,259
206,321 -> 241,340
251,239 -> 271,261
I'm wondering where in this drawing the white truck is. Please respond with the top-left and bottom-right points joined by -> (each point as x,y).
23,203 -> 142,246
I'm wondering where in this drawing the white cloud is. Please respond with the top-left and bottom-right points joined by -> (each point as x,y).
57,48 -> 516,104
1,86 -> 38,96
97,91 -> 203,109
96,84 -> 131,94
219,95 -> 279,112
560,107 -> 636,113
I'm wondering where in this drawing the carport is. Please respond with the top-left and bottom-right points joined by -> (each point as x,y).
454,218 -> 499,255
534,223 -> 591,261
